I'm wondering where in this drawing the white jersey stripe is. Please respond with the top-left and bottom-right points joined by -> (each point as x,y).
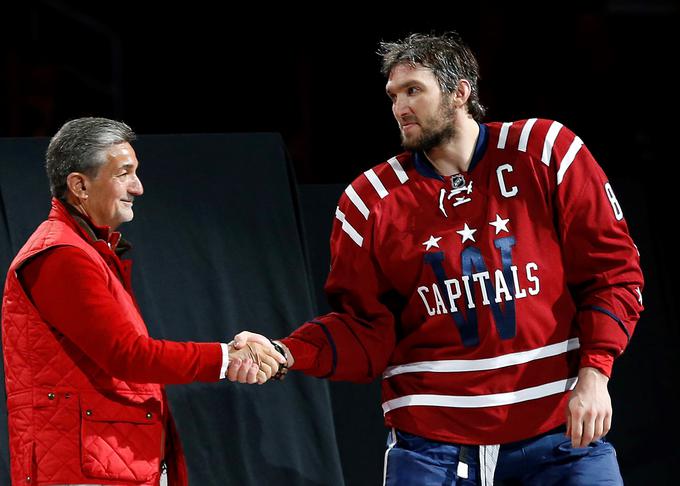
382,338 -> 579,378
344,184 -> 370,220
556,136 -> 584,185
335,206 -> 364,247
387,157 -> 409,184
541,121 -> 564,166
518,118 -> 538,152
381,377 -> 578,413
364,169 -> 389,198
497,122 -> 512,149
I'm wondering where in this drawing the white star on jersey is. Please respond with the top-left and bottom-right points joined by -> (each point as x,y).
422,235 -> 442,251
456,224 -> 477,243
489,214 -> 510,234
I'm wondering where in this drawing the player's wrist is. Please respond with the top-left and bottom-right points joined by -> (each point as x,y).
270,339 -> 293,380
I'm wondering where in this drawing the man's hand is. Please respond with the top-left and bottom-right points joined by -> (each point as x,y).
566,367 -> 612,448
234,331 -> 294,369
227,339 -> 285,384
233,331 -> 271,349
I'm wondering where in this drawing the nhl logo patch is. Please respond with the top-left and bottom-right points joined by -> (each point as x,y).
452,174 -> 466,189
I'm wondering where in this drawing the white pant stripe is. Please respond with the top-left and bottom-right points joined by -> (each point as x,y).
479,444 -> 500,486
382,428 -> 398,486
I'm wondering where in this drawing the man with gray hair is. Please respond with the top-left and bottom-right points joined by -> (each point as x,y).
1,117 -> 283,485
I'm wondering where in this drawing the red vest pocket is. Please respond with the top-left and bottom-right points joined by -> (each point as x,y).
80,395 -> 163,482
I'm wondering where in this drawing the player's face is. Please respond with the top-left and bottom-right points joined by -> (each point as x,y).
386,64 -> 455,152
80,142 -> 144,230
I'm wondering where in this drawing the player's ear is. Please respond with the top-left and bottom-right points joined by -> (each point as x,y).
452,79 -> 472,109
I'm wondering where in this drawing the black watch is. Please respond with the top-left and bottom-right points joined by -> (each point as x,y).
269,339 -> 289,381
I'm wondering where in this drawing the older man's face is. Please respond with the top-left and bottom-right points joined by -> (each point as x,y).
83,142 -> 144,230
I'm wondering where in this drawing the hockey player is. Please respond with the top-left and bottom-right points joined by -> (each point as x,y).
231,32 -> 643,485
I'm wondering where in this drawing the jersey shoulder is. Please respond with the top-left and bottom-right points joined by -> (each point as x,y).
333,153 -> 415,248
339,152 -> 414,218
485,118 -> 583,167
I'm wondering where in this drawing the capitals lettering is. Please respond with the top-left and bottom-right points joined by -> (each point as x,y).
421,236 -> 539,346
417,263 -> 540,315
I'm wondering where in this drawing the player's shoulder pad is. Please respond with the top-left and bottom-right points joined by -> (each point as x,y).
488,118 -> 574,158
338,152 -> 413,219
489,119 -> 589,189
333,153 -> 413,248
488,118 -> 584,170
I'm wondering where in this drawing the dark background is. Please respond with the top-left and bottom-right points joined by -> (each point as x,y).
1,1 -> 679,485
2,1 -> 677,183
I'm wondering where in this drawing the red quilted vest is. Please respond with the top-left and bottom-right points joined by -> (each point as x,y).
2,200 -> 188,485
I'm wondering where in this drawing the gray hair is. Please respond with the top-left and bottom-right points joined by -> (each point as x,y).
378,32 -> 486,121
46,117 -> 136,198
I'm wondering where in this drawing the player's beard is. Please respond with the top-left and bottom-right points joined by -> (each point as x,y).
400,98 -> 456,152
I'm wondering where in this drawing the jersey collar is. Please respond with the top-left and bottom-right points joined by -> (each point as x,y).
414,122 -> 488,181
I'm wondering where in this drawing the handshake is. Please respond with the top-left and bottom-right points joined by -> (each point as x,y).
226,331 -> 295,385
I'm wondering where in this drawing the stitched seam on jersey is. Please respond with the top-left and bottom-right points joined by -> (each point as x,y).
309,320 -> 337,378
587,305 -> 630,342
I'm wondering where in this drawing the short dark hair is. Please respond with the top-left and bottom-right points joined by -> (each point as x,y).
46,117 -> 136,198
378,32 -> 486,121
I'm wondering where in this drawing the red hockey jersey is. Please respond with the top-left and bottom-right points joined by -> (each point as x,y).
282,119 -> 643,445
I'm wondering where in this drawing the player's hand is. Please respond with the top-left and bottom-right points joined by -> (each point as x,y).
226,339 -> 285,384
234,331 -> 294,369
566,367 -> 612,448
233,331 -> 272,349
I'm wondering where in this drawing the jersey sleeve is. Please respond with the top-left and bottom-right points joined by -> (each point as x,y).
281,185 -> 397,383
550,124 -> 644,376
